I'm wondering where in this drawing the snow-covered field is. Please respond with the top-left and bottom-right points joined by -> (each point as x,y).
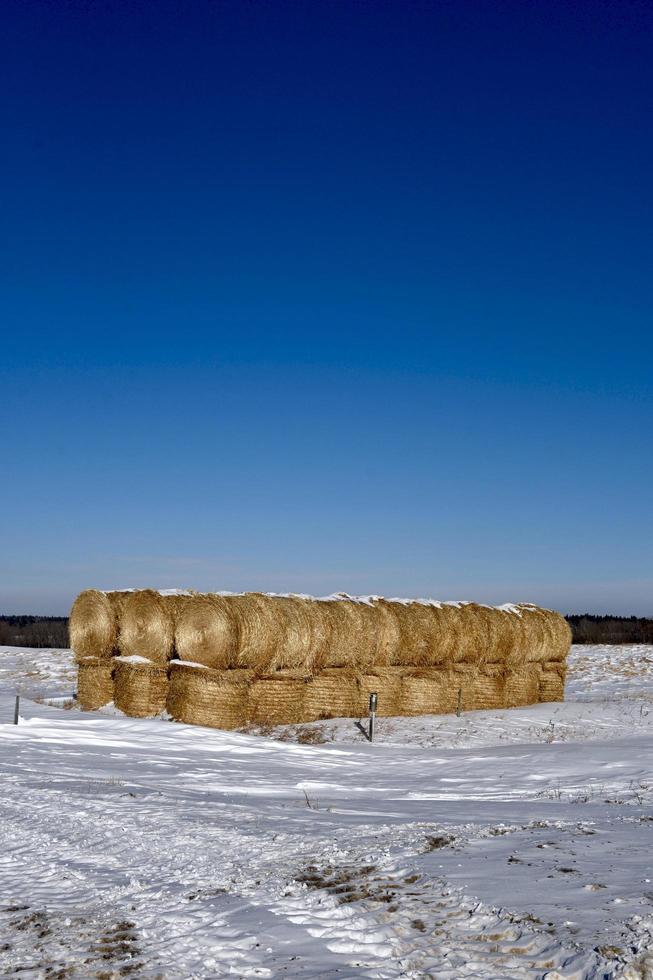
1,645 -> 652,978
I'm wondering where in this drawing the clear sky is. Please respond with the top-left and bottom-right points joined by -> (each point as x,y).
1,0 -> 652,616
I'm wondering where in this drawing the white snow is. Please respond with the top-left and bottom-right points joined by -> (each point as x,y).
1,644 -> 652,978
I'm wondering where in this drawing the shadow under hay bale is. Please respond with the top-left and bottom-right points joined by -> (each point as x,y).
76,657 -> 115,709
113,659 -> 169,717
69,589 -> 132,660
119,589 -> 190,664
167,663 -> 252,729
400,668 -> 459,716
304,669 -> 359,720
539,661 -> 566,702
354,668 -> 404,717
175,593 -> 239,669
248,672 -> 310,725
504,664 -> 542,708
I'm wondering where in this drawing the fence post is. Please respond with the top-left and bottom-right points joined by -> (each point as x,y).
368,692 -> 377,742
14,695 -> 20,725
456,688 -> 462,717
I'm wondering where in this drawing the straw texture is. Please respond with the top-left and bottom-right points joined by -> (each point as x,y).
256,595 -> 325,673
249,672 -> 310,725
354,668 -> 404,717
76,657 -> 115,709
69,589 -> 131,661
504,664 -> 541,708
175,593 -> 239,669
400,668 -> 459,716
229,593 -> 289,669
167,663 -> 252,729
113,659 -> 169,717
119,590 -> 190,664
539,661 -> 566,702
318,597 -> 378,670
304,669 -> 359,720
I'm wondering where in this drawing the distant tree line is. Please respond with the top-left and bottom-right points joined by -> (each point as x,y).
566,614 -> 653,645
0,616 -> 69,648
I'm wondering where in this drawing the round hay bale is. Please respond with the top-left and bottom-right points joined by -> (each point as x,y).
354,667 -> 404,717
449,603 -> 494,667
400,668 -> 458,716
317,597 -> 379,670
488,606 -> 528,670
248,671 -> 309,725
304,669 -> 359,720
370,598 -> 402,667
167,663 -> 252,729
119,590 -> 190,664
504,664 -> 541,708
539,660 -> 566,702
76,657 -> 115,709
113,659 -> 169,717
544,610 -> 572,663
229,593 -> 289,670
69,589 -> 131,661
380,600 -> 447,668
469,662 -> 507,710
518,604 -> 552,664
256,595 -> 325,673
175,593 -> 239,669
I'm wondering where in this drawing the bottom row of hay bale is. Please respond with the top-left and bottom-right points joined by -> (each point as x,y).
77,658 -> 566,726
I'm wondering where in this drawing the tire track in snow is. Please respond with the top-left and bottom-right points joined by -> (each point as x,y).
0,779 -> 622,979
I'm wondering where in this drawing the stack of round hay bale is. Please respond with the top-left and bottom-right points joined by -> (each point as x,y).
70,588 -> 192,716
70,589 -> 571,727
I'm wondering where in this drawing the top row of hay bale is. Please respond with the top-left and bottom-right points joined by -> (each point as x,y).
70,589 -> 571,671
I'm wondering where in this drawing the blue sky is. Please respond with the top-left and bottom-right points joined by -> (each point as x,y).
1,0 -> 652,615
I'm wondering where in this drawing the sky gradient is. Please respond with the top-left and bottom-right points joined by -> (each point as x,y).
1,0 -> 652,615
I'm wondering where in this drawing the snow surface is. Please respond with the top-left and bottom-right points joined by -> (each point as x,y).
1,644 -> 652,978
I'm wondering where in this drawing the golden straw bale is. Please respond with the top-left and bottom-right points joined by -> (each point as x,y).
544,610 -> 572,663
318,597 -> 378,670
504,664 -> 541,708
303,669 -> 359,720
354,668 -> 404,717
400,668 -> 459,716
449,603 -> 495,667
248,671 -> 310,725
370,598 -> 402,667
113,659 -> 169,717
381,600 -> 442,668
229,593 -> 289,670
485,606 -> 527,669
470,662 -> 506,710
175,593 -> 239,669
519,604 -> 556,664
167,663 -> 252,729
539,660 -> 567,702
69,589 -> 131,660
119,590 -> 190,664
76,657 -> 115,709
255,595 -> 325,673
